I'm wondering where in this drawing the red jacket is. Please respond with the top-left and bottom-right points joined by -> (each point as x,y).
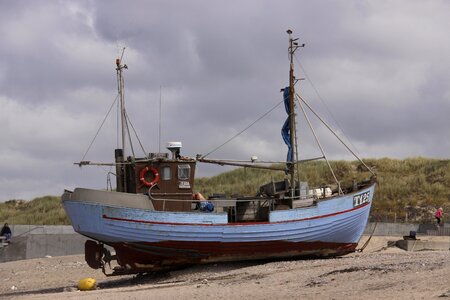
436,210 -> 443,218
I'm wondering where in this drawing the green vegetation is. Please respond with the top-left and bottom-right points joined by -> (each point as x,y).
0,196 -> 70,225
1,157 -> 449,224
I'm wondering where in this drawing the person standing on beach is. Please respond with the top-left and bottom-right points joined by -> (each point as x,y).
435,207 -> 443,227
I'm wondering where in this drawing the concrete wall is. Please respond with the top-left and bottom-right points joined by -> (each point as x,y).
1,225 -> 89,263
364,223 -> 419,236
25,234 -> 88,259
364,222 -> 449,236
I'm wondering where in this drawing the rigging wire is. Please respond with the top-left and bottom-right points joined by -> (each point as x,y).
80,46 -> 148,164
296,95 -> 343,194
294,56 -> 363,159
79,94 -> 120,163
125,109 -> 149,158
297,93 -> 376,176
123,107 -> 136,158
201,99 -> 285,158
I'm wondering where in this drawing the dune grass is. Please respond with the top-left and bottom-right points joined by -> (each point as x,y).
0,196 -> 70,225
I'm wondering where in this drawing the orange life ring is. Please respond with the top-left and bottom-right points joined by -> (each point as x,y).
139,166 -> 160,187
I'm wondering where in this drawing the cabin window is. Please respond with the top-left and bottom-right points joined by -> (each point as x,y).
178,165 -> 190,180
161,166 -> 171,180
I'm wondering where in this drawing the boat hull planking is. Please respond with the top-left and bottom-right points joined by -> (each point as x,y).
63,184 -> 375,273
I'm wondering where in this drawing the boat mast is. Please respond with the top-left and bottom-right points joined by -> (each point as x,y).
116,56 -> 127,155
115,52 -> 128,192
287,29 -> 303,196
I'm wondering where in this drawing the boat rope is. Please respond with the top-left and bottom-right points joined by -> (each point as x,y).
297,94 -> 376,176
201,99 -> 284,158
11,226 -> 44,238
356,221 -> 378,252
297,96 -> 342,194
79,94 -> 120,164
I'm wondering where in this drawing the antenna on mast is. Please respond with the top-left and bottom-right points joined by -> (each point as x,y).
159,85 -> 162,153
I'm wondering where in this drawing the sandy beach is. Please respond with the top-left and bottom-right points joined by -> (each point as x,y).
1,236 -> 449,299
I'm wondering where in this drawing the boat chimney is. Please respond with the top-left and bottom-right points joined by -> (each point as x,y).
166,142 -> 182,160
115,148 -> 125,192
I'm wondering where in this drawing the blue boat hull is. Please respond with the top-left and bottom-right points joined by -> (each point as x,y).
62,184 -> 375,271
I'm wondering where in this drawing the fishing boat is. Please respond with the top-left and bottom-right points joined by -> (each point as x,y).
62,30 -> 376,276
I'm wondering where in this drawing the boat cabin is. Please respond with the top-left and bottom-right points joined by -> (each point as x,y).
114,142 -> 197,212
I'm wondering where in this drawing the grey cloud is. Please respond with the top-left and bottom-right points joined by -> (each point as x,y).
1,0 -> 450,201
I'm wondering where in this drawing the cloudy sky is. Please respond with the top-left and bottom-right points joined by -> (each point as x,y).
1,0 -> 449,201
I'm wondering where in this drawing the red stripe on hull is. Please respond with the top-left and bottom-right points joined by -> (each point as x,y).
108,240 -> 357,272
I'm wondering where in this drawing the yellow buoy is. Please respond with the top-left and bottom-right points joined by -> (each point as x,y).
78,277 -> 97,291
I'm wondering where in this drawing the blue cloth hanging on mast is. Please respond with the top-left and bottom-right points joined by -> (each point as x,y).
281,87 -> 293,163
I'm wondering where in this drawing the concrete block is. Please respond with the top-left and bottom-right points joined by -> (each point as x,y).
396,239 -> 450,251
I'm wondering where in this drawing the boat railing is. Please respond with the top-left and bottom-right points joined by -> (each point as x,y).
147,193 -> 320,216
